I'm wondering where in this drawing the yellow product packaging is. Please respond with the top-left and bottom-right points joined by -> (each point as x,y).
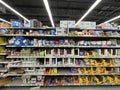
78,68 -> 81,74
93,76 -> 101,84
114,76 -> 120,84
101,59 -> 107,66
101,76 -> 106,83
90,51 -> 96,57
83,67 -> 87,74
0,22 -> 10,28
0,46 -> 5,53
52,68 -> 57,74
84,76 -> 89,84
106,76 -> 114,83
90,59 -> 97,66
0,37 -> 4,43
78,76 -> 83,84
96,68 -> 105,74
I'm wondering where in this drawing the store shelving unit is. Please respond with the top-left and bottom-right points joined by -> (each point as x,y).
0,27 -> 120,87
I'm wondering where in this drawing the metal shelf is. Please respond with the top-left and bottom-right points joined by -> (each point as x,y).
0,61 -> 9,64
4,80 -> 41,87
1,27 -> 120,31
8,65 -> 120,68
0,68 -> 8,72
0,53 -> 7,55
6,27 -> 55,30
4,81 -> 120,87
0,34 -> 120,38
6,56 -> 45,58
6,45 -> 120,48
69,28 -> 120,31
6,56 -> 120,59
0,43 -> 7,46
5,71 -> 120,76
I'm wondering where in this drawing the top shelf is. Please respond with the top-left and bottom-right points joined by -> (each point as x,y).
0,27 -> 120,31
0,27 -> 56,30
69,28 -> 120,31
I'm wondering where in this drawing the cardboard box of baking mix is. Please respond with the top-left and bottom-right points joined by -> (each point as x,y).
60,20 -> 75,28
76,21 -> 96,29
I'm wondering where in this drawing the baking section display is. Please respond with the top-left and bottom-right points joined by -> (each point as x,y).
0,27 -> 120,87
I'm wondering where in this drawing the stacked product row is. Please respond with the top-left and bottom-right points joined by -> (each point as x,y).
1,28 -> 120,37
8,37 -> 117,47
5,75 -> 120,86
8,58 -> 120,67
7,48 -> 118,57
6,67 -> 120,75
68,29 -> 120,36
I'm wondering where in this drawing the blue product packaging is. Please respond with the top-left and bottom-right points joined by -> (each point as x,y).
0,28 -> 8,33
23,39 -> 30,46
14,36 -> 24,46
30,40 -> 34,46
39,30 -> 44,34
50,40 -> 54,45
14,39 -> 23,46
8,37 -> 15,45
50,30 -> 55,35
79,50 -> 83,56
59,40 -> 64,45
45,40 -> 50,45
11,19 -> 23,27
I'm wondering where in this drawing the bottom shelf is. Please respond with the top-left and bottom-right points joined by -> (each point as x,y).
4,81 -> 120,87
3,78 -> 120,87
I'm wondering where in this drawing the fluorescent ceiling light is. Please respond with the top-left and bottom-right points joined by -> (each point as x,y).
98,15 -> 120,26
75,0 -> 102,26
104,15 -> 120,23
0,18 -> 11,24
0,0 -> 29,22
43,0 -> 55,27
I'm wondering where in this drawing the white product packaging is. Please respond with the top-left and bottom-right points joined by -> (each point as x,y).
60,20 -> 75,28
24,20 -> 31,28
76,21 -> 96,29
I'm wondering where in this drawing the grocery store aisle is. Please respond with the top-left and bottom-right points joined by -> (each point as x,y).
1,86 -> 120,90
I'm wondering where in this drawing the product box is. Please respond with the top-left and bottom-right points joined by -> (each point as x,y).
96,23 -> 114,29
0,22 -> 11,28
76,21 -> 96,29
11,19 -> 23,27
60,20 -> 68,28
68,21 -> 75,28
30,19 -> 42,28
60,20 -> 75,28
31,77 -> 37,84
56,27 -> 67,35
114,59 -> 120,65
24,20 -> 31,28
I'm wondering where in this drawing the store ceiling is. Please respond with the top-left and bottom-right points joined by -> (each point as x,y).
0,0 -> 120,26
